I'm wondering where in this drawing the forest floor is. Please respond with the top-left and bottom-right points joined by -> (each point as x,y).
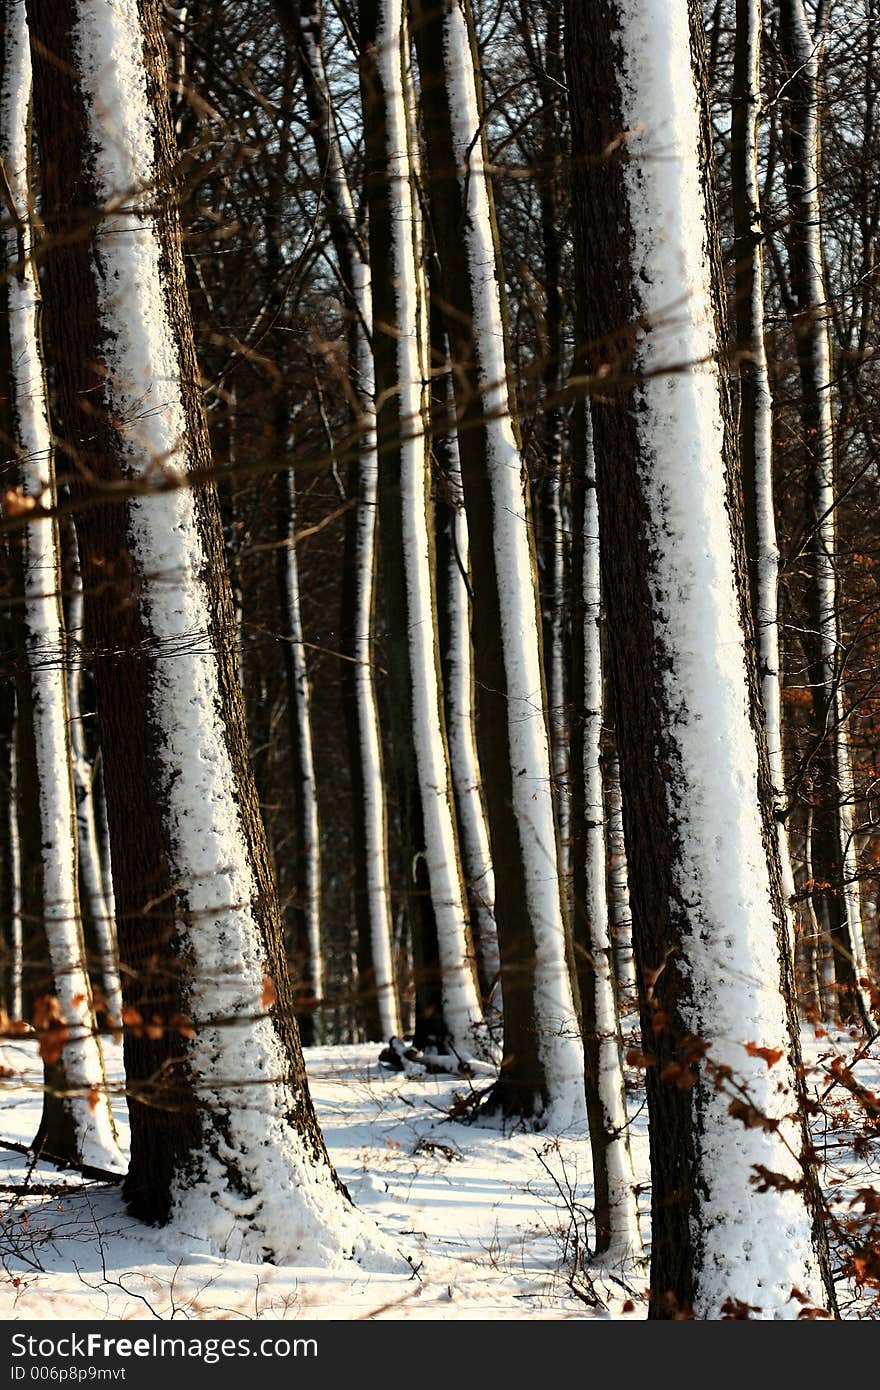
0,1028 -> 877,1320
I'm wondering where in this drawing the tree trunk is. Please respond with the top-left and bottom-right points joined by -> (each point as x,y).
605,750 -> 637,1014
359,0 -> 484,1058
273,0 -> 400,1041
778,0 -> 869,1023
0,550 -> 17,1018
65,532 -> 123,1026
413,0 -> 583,1124
536,62 -> 569,889
732,0 -> 800,968
263,130 -> 324,1047
538,418 -> 569,888
0,0 -> 120,1170
564,0 -> 834,1317
93,751 -> 115,948
276,467 -> 323,1043
26,0 -> 394,1266
431,309 -> 499,1010
7,737 -> 22,1023
569,405 -> 642,1262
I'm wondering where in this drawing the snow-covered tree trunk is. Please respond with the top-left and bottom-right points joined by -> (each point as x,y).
65,539 -> 122,1025
0,565 -> 17,1018
537,157 -> 570,890
7,741 -> 22,1023
276,468 -> 323,1039
261,133 -> 324,1046
804,805 -> 832,1013
431,311 -> 499,1007
539,435 -> 569,887
359,0 -> 484,1059
26,0 -> 397,1265
570,409 -> 642,1263
344,376 -> 402,1042
565,0 -> 834,1317
731,0 -> 798,955
522,3 -> 570,892
414,0 -> 583,1123
273,0 -> 400,1041
778,0 -> 870,1023
0,0 -> 120,1170
605,751 -> 637,1012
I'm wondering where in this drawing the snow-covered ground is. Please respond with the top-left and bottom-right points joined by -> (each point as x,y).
0,1031 -> 876,1319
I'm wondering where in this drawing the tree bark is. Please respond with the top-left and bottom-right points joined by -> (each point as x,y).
64,530 -> 122,1026
273,0 -> 400,1041
778,0 -> 869,1023
359,0 -> 484,1058
605,750 -> 637,1013
0,549 -> 17,1018
276,467 -> 323,1043
430,305 -> 499,1010
413,0 -> 583,1123
263,130 -> 324,1047
732,0 -> 800,976
26,0 -> 393,1265
0,0 -> 120,1170
565,0 -> 835,1317
569,404 -> 642,1261
533,4 -> 570,887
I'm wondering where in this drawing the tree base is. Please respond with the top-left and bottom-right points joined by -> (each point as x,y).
471,1075 -> 548,1128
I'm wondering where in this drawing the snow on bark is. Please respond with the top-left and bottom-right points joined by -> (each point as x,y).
295,0 -> 363,250
542,444 -> 570,884
0,0 -> 120,1171
437,426 -> 500,1004
66,549 -> 123,1025
292,0 -> 400,1039
605,754 -> 636,1013
604,0 -> 825,1314
732,0 -> 798,961
439,0 -> 582,1121
778,0 -> 869,1017
68,0 -> 396,1264
579,441 -> 642,1263
8,741 -> 22,1022
805,804 -> 834,1003
368,0 -> 485,1058
350,279 -> 401,1042
418,88 -> 498,1003
278,470 -> 323,1012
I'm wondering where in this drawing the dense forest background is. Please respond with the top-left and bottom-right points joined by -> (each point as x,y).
145,0 -> 880,1029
